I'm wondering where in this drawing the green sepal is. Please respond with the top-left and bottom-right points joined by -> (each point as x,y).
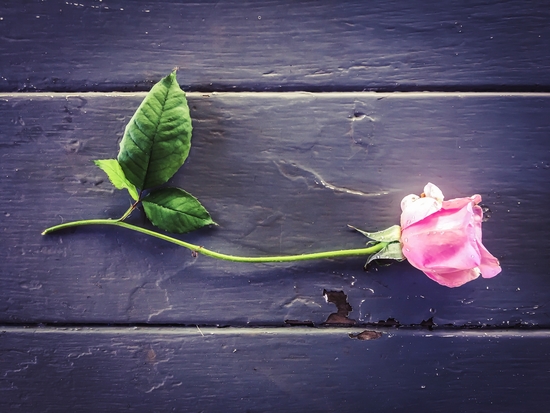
350,224 -> 404,266
117,71 -> 192,190
94,159 -> 139,201
142,187 -> 215,234
348,224 -> 401,243
366,242 -> 405,265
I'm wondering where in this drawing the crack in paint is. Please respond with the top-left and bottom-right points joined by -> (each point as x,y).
274,160 -> 388,197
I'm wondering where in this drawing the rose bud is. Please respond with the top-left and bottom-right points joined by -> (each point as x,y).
400,183 -> 501,287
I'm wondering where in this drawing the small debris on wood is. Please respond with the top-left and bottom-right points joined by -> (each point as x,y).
349,330 -> 383,340
371,317 -> 400,327
285,319 -> 315,327
420,317 -> 436,330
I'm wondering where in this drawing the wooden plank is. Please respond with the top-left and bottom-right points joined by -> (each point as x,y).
1,92 -> 549,326
0,327 -> 548,412
1,1 -> 550,92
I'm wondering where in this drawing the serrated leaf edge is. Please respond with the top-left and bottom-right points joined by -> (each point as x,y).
94,159 -> 139,201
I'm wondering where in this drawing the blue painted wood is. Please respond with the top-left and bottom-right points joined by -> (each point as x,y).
1,327 -> 548,412
0,1 -> 549,92
1,1 -> 549,410
1,92 -> 548,327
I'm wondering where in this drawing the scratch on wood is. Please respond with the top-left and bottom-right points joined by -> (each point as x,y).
274,160 -> 388,197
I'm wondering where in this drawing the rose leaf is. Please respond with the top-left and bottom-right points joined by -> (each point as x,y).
94,159 -> 139,201
142,187 -> 215,234
117,71 -> 192,190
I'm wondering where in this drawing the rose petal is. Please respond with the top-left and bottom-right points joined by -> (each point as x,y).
423,182 -> 444,202
422,268 -> 481,288
470,194 -> 482,205
478,243 -> 501,278
402,206 -> 481,272
401,194 -> 419,212
471,204 -> 501,278
442,194 -> 481,211
399,184 -> 500,287
400,196 -> 442,229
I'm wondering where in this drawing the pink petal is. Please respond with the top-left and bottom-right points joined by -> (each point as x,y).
422,268 -> 481,288
442,194 -> 481,211
478,243 -> 502,278
471,203 -> 501,278
399,184 -> 500,287
400,196 -> 442,229
401,205 -> 481,272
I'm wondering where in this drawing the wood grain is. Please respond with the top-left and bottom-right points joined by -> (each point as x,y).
1,327 -> 548,412
2,2 -> 548,410
1,1 -> 550,92
1,92 -> 548,326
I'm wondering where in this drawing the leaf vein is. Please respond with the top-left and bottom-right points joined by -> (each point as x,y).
141,79 -> 172,188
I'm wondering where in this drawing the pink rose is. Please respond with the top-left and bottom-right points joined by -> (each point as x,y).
400,183 -> 501,288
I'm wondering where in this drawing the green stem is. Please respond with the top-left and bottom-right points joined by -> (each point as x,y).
118,203 -> 138,222
42,219 -> 386,263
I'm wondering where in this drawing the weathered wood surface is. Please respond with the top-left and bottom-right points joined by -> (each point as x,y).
1,327 -> 548,412
1,0 -> 550,92
1,92 -> 548,326
2,1 -> 550,410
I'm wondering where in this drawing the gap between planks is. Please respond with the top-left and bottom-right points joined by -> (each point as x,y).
1,326 -> 549,338
3,92 -> 550,99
